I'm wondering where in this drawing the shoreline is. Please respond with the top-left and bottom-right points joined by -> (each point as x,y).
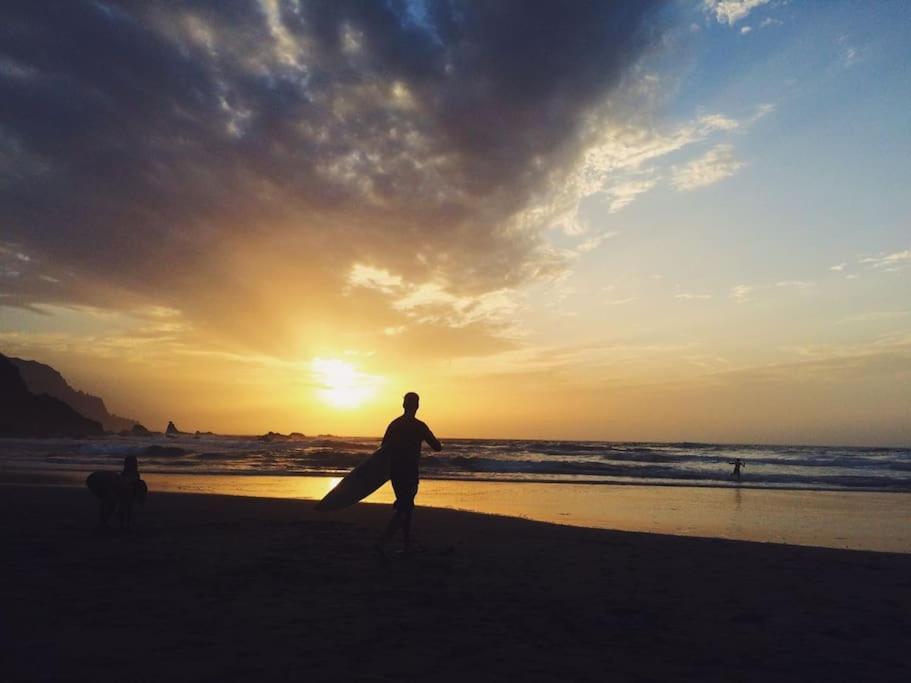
4,433 -> 906,450
2,464 -> 909,494
4,469 -> 911,554
3,484 -> 910,681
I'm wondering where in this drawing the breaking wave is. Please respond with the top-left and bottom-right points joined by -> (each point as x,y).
0,434 -> 908,492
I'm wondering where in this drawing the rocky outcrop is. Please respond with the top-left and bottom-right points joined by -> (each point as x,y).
258,431 -> 306,441
120,423 -> 153,436
259,431 -> 280,441
166,421 -> 183,436
8,356 -> 139,432
259,431 -> 291,441
0,355 -> 104,437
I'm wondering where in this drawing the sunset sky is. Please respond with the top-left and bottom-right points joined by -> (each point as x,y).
1,1 -> 909,445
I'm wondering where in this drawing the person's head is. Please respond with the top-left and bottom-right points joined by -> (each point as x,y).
123,455 -> 138,474
403,392 -> 420,415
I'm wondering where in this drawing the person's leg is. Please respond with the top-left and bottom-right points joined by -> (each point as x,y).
120,497 -> 133,528
380,475 -> 415,552
378,477 -> 405,555
382,508 -> 403,543
399,480 -> 417,551
100,497 -> 115,526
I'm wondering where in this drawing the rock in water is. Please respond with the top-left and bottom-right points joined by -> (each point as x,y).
258,431 -> 288,441
120,423 -> 154,436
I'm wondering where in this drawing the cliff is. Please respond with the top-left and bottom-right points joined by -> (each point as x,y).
8,356 -> 139,432
0,355 -> 104,437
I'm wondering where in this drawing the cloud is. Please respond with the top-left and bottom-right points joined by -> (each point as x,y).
730,285 -> 753,302
704,0 -> 771,26
840,311 -> 911,323
729,279 -> 817,304
0,0 -> 665,357
674,293 -> 712,300
604,176 -> 660,213
702,335 -> 911,397
837,36 -> 865,68
0,303 -> 202,363
347,264 -> 403,295
575,232 -> 620,254
830,263 -> 847,272
775,280 -> 815,289
843,46 -> 859,67
347,263 -> 518,331
524,103 -> 772,233
740,26 -> 752,35
860,250 -> 910,271
671,144 -> 745,191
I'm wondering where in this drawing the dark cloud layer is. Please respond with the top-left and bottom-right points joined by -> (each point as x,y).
0,0 -> 662,353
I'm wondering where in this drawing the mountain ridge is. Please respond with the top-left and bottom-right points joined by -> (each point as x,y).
8,356 -> 139,432
0,355 -> 104,437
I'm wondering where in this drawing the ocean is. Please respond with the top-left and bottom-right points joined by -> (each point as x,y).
1,434 -> 908,492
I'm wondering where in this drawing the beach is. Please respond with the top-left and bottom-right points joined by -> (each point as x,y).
3,483 -> 910,681
4,1 -> 911,680
8,470 -> 911,553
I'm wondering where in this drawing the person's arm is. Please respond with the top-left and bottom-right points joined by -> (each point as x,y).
381,422 -> 392,448
423,423 -> 442,452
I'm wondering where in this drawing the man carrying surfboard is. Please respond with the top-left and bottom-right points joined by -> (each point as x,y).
378,392 -> 442,556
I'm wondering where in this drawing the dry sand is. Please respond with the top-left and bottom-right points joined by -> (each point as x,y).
2,485 -> 910,681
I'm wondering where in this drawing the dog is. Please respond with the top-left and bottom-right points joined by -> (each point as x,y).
86,470 -> 148,528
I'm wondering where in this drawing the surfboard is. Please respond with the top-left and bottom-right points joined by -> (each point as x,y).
315,446 -> 390,511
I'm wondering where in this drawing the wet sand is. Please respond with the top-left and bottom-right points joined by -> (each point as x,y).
2,485 -> 910,681
9,470 -> 911,552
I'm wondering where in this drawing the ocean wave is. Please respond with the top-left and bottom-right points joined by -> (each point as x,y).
1,436 -> 908,492
144,445 -> 193,457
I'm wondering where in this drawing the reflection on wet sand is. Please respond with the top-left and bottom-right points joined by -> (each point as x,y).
142,473 -> 911,553
7,470 -> 909,553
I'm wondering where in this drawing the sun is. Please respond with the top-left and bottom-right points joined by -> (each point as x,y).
311,357 -> 381,409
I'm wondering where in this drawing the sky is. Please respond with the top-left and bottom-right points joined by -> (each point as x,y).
1,0 -> 909,445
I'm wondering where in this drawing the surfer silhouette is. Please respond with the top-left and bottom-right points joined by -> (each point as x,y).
378,392 -> 441,556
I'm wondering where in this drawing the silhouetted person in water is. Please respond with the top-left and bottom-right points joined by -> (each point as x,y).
728,458 -> 745,483
86,455 -> 147,528
378,392 -> 441,556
